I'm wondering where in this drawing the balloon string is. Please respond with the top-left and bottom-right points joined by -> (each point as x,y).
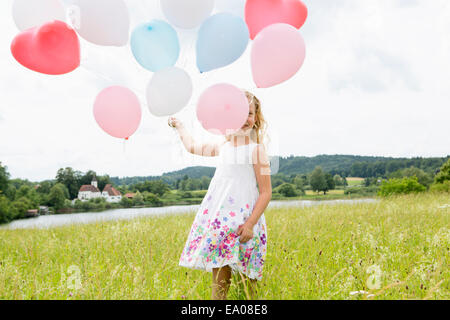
123,138 -> 127,154
79,63 -> 149,109
79,63 -> 116,85
248,84 -> 259,92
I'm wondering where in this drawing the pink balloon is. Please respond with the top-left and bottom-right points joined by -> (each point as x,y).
245,0 -> 308,40
93,86 -> 142,139
197,84 -> 249,136
251,23 -> 306,88
10,20 -> 80,75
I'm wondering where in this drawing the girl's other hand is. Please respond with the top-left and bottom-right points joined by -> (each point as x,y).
168,117 -> 183,129
237,222 -> 254,243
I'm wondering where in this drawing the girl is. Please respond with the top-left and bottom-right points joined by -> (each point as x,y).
169,91 -> 271,300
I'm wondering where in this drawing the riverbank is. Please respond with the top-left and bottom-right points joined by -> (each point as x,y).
0,193 -> 448,299
1,198 -> 377,230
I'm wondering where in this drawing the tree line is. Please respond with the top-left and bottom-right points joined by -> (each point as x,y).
1,154 -> 449,224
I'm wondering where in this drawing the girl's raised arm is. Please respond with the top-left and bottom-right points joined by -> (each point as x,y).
169,117 -> 224,157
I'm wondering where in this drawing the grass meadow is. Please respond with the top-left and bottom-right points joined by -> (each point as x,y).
0,193 -> 448,300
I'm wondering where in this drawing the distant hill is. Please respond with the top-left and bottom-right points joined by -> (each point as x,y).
111,154 -> 449,186
276,154 -> 448,177
110,166 -> 216,186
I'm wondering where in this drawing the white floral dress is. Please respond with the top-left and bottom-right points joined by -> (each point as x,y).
179,141 -> 268,280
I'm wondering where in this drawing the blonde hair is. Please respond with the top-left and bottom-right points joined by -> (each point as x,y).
226,90 -> 269,147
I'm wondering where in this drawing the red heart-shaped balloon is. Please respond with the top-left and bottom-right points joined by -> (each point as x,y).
245,0 -> 308,40
11,20 -> 80,75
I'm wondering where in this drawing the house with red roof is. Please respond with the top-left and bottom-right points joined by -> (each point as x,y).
78,177 -> 101,201
77,177 -> 122,203
102,184 -> 122,203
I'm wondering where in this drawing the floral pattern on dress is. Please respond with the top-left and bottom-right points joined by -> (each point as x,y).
179,142 -> 268,281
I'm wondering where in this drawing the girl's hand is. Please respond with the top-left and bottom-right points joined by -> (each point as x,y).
237,222 -> 254,243
168,117 -> 183,129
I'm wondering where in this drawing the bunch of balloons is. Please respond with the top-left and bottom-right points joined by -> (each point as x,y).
10,0 -> 308,139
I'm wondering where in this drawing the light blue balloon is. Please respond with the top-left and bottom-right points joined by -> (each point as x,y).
197,13 -> 249,73
131,20 -> 180,72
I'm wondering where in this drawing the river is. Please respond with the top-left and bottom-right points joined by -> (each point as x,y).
1,199 -> 377,230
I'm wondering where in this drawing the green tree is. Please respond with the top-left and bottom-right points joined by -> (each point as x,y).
310,167 -> 328,194
179,179 -> 188,191
0,162 -> 10,195
97,175 -> 112,191
325,173 -> 335,191
56,167 -> 82,199
185,178 -> 202,191
48,183 -> 68,211
333,174 -> 343,186
36,181 -> 54,194
10,197 -> 34,220
0,196 -> 11,224
133,191 -> 144,206
16,185 -> 32,198
342,177 -> 348,187
4,185 -> 16,201
435,159 -> 450,184
200,176 -> 211,190
293,174 -> 305,191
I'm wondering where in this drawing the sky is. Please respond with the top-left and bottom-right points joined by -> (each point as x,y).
1,0 -> 449,182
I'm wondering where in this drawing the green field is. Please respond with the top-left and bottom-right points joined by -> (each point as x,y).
346,177 -> 365,186
0,193 -> 448,300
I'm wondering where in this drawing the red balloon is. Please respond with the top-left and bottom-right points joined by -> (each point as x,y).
11,20 -> 80,75
245,0 -> 308,40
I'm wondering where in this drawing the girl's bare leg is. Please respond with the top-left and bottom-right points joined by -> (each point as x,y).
212,266 -> 232,300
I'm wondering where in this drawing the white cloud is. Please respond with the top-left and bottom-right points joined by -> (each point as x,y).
0,0 -> 449,181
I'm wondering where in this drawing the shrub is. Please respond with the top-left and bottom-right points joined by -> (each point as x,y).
0,196 -> 11,224
9,197 -> 34,219
191,190 -> 207,198
179,191 -> 193,199
120,196 -> 132,208
430,181 -> 450,193
435,158 -> 450,184
74,200 -> 83,210
275,183 -> 298,197
344,186 -> 378,196
270,192 -> 283,200
378,177 -> 426,197
143,192 -> 163,206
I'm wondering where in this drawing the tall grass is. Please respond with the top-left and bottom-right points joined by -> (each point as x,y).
0,193 -> 448,300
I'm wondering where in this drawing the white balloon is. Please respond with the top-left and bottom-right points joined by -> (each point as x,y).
214,0 -> 245,18
12,0 -> 66,31
146,67 -> 193,117
68,0 -> 130,46
161,0 -> 215,29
